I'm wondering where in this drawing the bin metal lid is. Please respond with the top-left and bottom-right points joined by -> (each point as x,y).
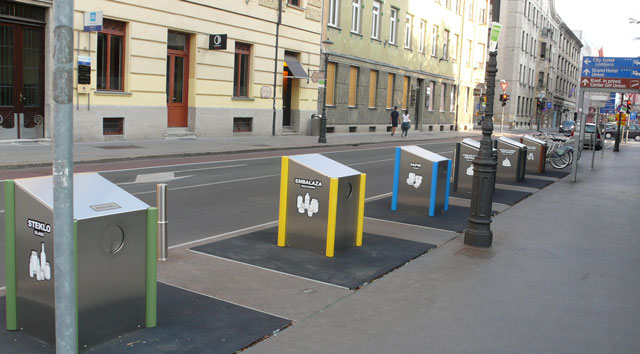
15,173 -> 150,220
498,136 -> 527,149
289,154 -> 361,178
461,138 -> 481,149
522,135 -> 547,145
401,145 -> 448,162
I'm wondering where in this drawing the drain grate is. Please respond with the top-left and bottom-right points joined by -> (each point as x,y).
455,247 -> 495,259
95,145 -> 144,150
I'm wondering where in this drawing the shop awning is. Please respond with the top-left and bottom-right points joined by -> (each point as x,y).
284,54 -> 309,79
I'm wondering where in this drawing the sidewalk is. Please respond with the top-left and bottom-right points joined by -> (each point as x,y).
243,142 -> 640,353
0,127 -> 534,169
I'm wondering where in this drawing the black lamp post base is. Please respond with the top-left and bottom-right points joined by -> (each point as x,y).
464,225 -> 493,248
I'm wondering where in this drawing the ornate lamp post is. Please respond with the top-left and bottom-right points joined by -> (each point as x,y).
464,0 -> 500,247
319,39 -> 333,144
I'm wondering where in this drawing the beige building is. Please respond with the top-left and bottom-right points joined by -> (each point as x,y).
320,0 -> 489,133
0,0 -> 322,141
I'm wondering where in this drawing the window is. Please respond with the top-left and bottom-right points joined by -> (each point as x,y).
440,83 -> 446,112
288,0 -> 301,6
389,8 -> 398,45
453,34 -> 459,60
446,0 -> 451,9
455,0 -> 461,14
519,64 -> 523,83
97,19 -> 126,91
369,69 -> 378,107
442,30 -> 450,59
475,43 -> 485,67
467,0 -> 474,21
427,81 -> 435,110
404,14 -> 413,49
517,96 -> 521,116
103,117 -> 124,135
521,31 -> 525,51
233,42 -> 251,97
540,42 -> 546,59
478,1 -> 486,24
450,85 -> 456,112
326,62 -> 336,105
348,66 -> 358,106
233,117 -> 253,132
386,73 -> 395,108
328,0 -> 339,27
351,0 -> 361,33
465,87 -> 470,112
418,20 -> 426,53
401,76 -> 409,110
466,39 -> 472,66
371,1 -> 381,39
431,25 -> 438,56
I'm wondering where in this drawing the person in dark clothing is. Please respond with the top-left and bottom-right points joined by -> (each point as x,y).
390,106 -> 399,136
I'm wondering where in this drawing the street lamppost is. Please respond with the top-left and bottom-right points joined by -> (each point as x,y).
319,39 -> 334,144
464,0 -> 500,247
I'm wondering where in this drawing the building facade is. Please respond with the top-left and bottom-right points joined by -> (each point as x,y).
0,0 -> 322,141
494,0 -> 581,129
320,0 -> 489,133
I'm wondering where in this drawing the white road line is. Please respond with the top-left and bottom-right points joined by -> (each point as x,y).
131,173 -> 280,195
167,164 -> 247,173
169,221 -> 279,249
188,250 -> 349,290
348,158 -> 394,166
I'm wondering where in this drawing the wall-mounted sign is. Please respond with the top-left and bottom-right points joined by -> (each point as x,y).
77,56 -> 91,85
209,34 -> 227,50
83,11 -> 103,32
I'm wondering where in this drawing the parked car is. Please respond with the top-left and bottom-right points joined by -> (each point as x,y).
582,123 -> 603,150
559,120 -> 575,134
604,124 -> 640,141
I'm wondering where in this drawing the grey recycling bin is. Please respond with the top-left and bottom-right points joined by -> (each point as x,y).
391,146 -> 451,216
277,154 -> 366,257
453,138 -> 498,193
309,115 -> 321,136
520,135 -> 547,174
6,173 -> 155,346
496,137 -> 527,182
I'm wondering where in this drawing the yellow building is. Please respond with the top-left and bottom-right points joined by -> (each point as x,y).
0,0 -> 322,141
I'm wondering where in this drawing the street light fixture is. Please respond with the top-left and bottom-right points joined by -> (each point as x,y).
319,39 -> 334,144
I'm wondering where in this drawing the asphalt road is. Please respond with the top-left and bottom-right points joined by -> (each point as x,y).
0,139 -> 459,289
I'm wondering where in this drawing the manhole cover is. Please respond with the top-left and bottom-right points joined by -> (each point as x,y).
95,145 -> 144,150
455,247 -> 495,259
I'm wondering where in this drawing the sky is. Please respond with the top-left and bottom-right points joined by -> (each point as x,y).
554,0 -> 640,58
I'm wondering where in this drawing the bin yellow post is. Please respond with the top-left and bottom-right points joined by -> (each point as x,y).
325,178 -> 339,257
355,173 -> 366,246
277,157 -> 289,247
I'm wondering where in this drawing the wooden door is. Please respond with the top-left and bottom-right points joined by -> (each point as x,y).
166,32 -> 189,127
0,22 -> 44,137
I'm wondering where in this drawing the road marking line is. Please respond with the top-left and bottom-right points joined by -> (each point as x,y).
170,164 -> 247,173
131,174 -> 280,196
188,250 -> 349,290
169,221 -> 279,249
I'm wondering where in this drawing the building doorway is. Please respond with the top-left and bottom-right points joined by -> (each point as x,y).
0,21 -> 45,139
282,52 -> 308,129
282,67 -> 292,127
166,32 -> 189,127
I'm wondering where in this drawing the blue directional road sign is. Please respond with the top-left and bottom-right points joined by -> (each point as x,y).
582,56 -> 640,68
581,67 -> 640,79
631,112 -> 637,120
546,102 -> 552,109
600,107 -> 615,114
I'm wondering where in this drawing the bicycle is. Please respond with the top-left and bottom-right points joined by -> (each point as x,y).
531,132 -> 575,169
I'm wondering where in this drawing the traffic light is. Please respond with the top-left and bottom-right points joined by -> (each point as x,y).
536,99 -> 541,111
500,94 -> 510,106
627,99 -> 632,111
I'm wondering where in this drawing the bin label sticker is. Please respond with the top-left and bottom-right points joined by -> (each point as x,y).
27,218 -> 51,237
29,242 -> 51,281
527,152 -> 534,161
499,148 -> 516,156
466,165 -> 474,176
406,172 -> 423,189
409,162 -> 422,170
526,145 -> 536,152
502,157 -> 512,167
462,153 -> 476,162
90,202 -> 121,212
297,193 -> 319,217
294,178 -> 323,190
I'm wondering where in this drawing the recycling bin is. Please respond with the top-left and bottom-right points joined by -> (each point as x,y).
277,154 -> 366,257
496,137 -> 527,182
521,135 -> 547,174
4,173 -> 156,346
391,146 -> 451,216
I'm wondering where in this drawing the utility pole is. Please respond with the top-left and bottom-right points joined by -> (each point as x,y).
614,93 -> 624,152
464,0 -> 500,247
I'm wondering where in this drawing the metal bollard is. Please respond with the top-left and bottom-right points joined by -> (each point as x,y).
157,184 -> 168,260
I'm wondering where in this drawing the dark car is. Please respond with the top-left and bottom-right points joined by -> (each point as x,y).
605,124 -> 640,141
559,120 -> 575,134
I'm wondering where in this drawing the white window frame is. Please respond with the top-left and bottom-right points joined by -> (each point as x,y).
440,83 -> 446,112
328,0 -> 340,27
442,30 -> 450,59
389,8 -> 398,45
404,14 -> 413,49
351,0 -> 361,34
418,20 -> 426,53
450,85 -> 456,112
467,0 -> 474,22
371,1 -> 381,39
431,25 -> 438,57
453,34 -> 459,61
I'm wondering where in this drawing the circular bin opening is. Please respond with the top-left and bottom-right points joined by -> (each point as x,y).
102,226 -> 125,254
345,182 -> 353,199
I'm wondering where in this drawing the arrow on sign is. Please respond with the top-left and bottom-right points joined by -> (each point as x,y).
581,78 -> 590,86
583,68 -> 591,75
584,58 -> 591,65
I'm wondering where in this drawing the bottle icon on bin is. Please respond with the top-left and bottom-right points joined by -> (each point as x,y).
297,192 -> 319,217
29,242 -> 51,281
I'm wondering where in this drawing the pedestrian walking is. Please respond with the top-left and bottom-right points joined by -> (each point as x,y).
401,110 -> 411,137
390,106 -> 399,136
528,118 -> 532,130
